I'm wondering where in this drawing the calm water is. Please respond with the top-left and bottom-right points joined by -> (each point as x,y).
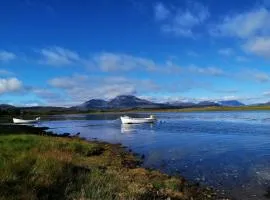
37,111 -> 270,200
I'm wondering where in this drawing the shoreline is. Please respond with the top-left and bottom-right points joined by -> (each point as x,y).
0,124 -> 228,199
2,106 -> 270,119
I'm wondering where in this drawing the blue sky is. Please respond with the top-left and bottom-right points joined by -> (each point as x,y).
1,0 -> 270,106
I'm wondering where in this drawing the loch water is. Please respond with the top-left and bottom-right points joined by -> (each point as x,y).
38,111 -> 270,200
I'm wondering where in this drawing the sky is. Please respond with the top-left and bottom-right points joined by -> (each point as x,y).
1,0 -> 270,106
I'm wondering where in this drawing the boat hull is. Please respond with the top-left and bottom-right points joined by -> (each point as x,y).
13,117 -> 40,124
120,116 -> 156,124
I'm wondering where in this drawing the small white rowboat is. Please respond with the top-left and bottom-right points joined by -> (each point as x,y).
120,115 -> 156,124
13,117 -> 40,124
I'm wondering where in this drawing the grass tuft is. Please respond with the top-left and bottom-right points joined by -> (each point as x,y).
0,132 -> 221,200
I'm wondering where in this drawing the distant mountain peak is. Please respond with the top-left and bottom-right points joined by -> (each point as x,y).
74,95 -> 248,111
108,95 -> 154,108
197,101 -> 220,106
218,100 -> 245,107
112,95 -> 145,101
75,95 -> 163,110
76,99 -> 108,110
84,99 -> 107,104
0,104 -> 16,110
114,95 -> 136,98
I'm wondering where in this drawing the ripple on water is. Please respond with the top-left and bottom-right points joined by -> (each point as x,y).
38,111 -> 270,200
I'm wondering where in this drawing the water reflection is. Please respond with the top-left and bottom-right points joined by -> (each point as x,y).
121,124 -> 137,133
38,111 -> 270,200
121,123 -> 155,134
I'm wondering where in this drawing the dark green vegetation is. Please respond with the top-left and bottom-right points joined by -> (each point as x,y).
0,105 -> 76,117
166,105 -> 270,112
0,125 -> 223,200
80,105 -> 270,115
3,105 -> 270,119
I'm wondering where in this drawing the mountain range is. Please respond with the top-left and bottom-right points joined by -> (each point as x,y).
218,100 -> 245,107
0,95 -> 252,113
74,95 -> 170,111
74,95 -> 246,110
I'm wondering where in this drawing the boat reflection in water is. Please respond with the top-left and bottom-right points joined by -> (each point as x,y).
121,124 -> 137,133
121,123 -> 154,134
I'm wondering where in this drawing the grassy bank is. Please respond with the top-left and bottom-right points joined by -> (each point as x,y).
120,105 -> 270,113
0,125 -> 223,200
171,106 -> 270,112
78,105 -> 270,114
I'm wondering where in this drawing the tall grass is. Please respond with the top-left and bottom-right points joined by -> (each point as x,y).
0,134 -> 218,200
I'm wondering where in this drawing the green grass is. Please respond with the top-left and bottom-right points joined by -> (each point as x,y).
0,135 -> 104,200
0,133 -> 219,200
82,105 -> 270,114
171,106 -> 270,112
2,105 -> 270,121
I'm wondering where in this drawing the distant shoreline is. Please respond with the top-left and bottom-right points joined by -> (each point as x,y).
2,105 -> 270,118
74,105 -> 270,114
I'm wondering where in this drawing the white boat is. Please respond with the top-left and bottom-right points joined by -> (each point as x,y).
13,117 -> 40,124
120,115 -> 156,124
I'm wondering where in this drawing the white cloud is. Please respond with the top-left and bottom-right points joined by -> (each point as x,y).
215,95 -> 239,101
235,56 -> 249,62
218,48 -> 234,56
141,94 -> 247,104
244,37 -> 270,58
0,78 -> 22,94
188,66 -> 224,76
263,91 -> 270,96
239,69 -> 270,83
38,49 -> 232,79
91,84 -> 136,100
254,72 -> 270,82
22,102 -> 41,107
189,95 -> 259,103
39,46 -> 80,66
47,74 -> 162,103
154,2 -> 209,37
163,60 -> 182,74
212,8 -> 270,38
0,51 -> 16,62
90,52 -> 227,77
48,74 -> 88,89
90,53 -> 184,74
211,7 -> 270,59
93,53 -> 157,72
154,2 -> 170,21
32,88 -> 62,100
0,69 -> 13,75
140,95 -> 191,103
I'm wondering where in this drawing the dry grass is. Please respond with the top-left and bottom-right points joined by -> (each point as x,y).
0,134 -> 220,200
